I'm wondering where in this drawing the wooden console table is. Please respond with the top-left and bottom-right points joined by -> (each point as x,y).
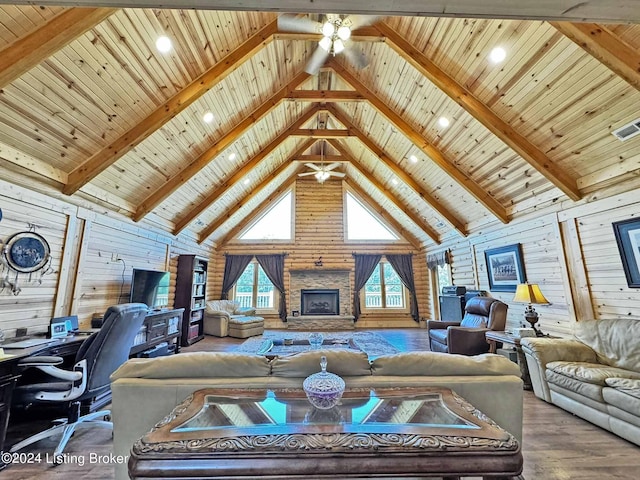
129,386 -> 523,479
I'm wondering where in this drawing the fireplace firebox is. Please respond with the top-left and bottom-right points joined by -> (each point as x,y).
301,289 -> 340,316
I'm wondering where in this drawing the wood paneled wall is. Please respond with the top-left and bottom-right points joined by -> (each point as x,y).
0,179 -> 213,336
436,189 -> 640,337
212,178 -> 429,329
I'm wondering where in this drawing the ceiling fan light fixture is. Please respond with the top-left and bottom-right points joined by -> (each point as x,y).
333,39 -> 345,54
322,21 -> 335,37
319,36 -> 332,52
337,25 -> 351,41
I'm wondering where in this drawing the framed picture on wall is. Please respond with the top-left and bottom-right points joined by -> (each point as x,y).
612,218 -> 640,288
484,244 -> 527,292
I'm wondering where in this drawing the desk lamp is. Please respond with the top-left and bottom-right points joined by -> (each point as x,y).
513,283 -> 550,336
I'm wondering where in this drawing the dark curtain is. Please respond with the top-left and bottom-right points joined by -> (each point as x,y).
386,253 -> 420,322
353,254 -> 382,322
256,254 -> 287,322
220,254 -> 253,299
427,250 -> 450,270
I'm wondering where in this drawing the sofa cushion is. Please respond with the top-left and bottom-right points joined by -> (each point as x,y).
603,386 -> 640,421
206,300 -> 239,315
270,350 -> 371,378
546,369 -> 606,402
228,316 -> 264,326
428,329 -> 448,345
371,352 -> 521,377
111,352 -> 272,380
605,378 -> 640,401
546,361 -> 640,385
573,318 -> 640,371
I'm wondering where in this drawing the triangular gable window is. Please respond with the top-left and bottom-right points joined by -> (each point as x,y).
239,191 -> 293,240
345,192 -> 398,240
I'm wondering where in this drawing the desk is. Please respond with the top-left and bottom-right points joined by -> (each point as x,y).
129,387 -> 523,480
0,335 -> 87,455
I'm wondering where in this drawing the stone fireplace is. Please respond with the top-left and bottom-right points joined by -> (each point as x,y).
301,289 -> 339,315
287,269 -> 354,329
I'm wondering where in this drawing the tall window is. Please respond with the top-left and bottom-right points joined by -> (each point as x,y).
436,264 -> 452,293
364,262 -> 406,309
239,191 -> 292,240
233,262 -> 276,310
345,192 -> 398,240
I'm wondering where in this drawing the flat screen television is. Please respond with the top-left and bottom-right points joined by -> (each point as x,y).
130,269 -> 170,310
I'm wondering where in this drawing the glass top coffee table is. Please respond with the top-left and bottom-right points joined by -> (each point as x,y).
129,387 -> 523,479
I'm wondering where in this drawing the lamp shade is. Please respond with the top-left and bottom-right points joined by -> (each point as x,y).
513,283 -> 549,305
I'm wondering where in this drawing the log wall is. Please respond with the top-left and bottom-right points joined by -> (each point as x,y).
211,178 -> 429,329
0,179 -> 213,336
436,189 -> 640,336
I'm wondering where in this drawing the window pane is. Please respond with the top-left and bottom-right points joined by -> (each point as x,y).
256,265 -> 275,309
437,264 -> 452,289
234,264 -> 255,307
382,263 -> 404,309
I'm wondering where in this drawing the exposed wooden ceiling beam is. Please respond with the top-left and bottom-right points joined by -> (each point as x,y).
63,19 -> 279,196
326,105 -> 467,237
287,90 -> 365,101
173,113 -> 319,235
197,146 -> 312,242
134,70 -> 310,222
328,60 -> 510,224
0,8 -> 116,89
550,22 -> 640,91
336,147 -> 440,245
296,155 -> 346,162
274,26 -> 383,42
213,174 -> 300,246
290,129 -> 353,138
343,178 -> 422,250
375,21 -> 582,202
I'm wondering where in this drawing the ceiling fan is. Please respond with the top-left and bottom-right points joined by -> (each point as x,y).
277,13 -> 377,74
297,141 -> 346,183
298,162 -> 346,183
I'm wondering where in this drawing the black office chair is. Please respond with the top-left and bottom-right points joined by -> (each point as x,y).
10,303 -> 147,457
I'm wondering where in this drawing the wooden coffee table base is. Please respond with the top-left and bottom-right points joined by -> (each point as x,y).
129,387 -> 524,480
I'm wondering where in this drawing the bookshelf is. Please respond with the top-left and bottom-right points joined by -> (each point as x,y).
175,255 -> 208,346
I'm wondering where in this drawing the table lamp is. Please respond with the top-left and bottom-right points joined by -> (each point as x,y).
513,283 -> 550,336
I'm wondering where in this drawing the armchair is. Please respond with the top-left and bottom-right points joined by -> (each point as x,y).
10,303 -> 148,457
427,297 -> 508,355
203,300 -> 264,338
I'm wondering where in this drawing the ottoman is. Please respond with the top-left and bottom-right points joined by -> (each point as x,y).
228,316 -> 265,339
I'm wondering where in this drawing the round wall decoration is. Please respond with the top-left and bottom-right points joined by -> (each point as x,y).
2,231 -> 51,273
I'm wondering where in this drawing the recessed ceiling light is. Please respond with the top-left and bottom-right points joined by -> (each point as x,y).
489,47 -> 506,63
243,178 -> 250,185
391,178 -> 399,185
409,155 -> 418,163
228,153 -> 237,161
155,36 -> 172,53
203,112 -> 214,124
438,117 -> 450,128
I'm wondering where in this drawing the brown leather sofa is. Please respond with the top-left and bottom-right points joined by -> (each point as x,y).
427,296 -> 508,355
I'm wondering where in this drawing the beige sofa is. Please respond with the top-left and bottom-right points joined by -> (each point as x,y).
111,349 -> 523,480
203,299 -> 265,338
522,318 -> 640,446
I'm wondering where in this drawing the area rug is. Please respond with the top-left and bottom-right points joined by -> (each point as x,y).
235,330 -> 400,358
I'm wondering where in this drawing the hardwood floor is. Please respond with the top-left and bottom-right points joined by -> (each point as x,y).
3,329 -> 639,479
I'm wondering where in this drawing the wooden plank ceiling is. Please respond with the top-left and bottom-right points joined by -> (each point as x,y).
0,6 -> 639,248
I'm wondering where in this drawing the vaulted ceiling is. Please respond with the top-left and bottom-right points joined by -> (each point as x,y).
0,4 -> 639,248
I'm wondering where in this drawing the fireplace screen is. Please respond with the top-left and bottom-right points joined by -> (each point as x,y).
301,289 -> 339,315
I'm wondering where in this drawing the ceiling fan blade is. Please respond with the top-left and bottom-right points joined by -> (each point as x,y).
325,162 -> 342,171
344,46 -> 369,70
304,163 -> 322,171
344,15 -> 381,30
329,171 -> 346,178
277,14 -> 321,33
298,172 -> 318,177
305,46 -> 330,75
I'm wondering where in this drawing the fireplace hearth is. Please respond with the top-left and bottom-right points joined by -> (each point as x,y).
301,289 -> 339,316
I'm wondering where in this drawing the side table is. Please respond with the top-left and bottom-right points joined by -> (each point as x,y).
485,331 -> 533,390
